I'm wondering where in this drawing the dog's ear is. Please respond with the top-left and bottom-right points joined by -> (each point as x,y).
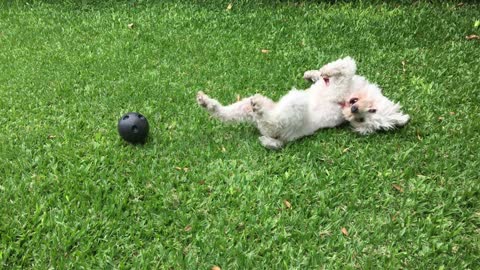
393,112 -> 410,126
383,102 -> 409,127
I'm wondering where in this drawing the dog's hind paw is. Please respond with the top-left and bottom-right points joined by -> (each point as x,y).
259,136 -> 284,150
250,94 -> 272,115
196,91 -> 219,112
196,91 -> 208,107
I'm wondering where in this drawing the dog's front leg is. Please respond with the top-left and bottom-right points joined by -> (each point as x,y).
303,70 -> 322,82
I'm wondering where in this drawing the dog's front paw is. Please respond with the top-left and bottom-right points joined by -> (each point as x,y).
303,70 -> 321,82
319,56 -> 356,78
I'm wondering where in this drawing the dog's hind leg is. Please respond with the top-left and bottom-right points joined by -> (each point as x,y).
250,94 -> 276,117
197,91 -> 258,123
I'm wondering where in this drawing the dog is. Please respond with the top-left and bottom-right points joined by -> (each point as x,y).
197,57 -> 409,149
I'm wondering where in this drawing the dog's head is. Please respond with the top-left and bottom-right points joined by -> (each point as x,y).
342,86 -> 410,135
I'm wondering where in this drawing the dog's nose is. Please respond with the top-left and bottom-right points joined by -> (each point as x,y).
351,105 -> 359,113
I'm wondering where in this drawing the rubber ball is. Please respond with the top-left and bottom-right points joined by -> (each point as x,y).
117,112 -> 149,144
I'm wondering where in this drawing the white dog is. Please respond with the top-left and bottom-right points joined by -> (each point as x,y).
197,57 -> 409,149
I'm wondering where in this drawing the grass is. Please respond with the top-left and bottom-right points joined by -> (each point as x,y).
1,0 -> 479,268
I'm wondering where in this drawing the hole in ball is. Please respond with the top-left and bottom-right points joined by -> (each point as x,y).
138,114 -> 144,119
123,115 -> 129,120
132,125 -> 138,133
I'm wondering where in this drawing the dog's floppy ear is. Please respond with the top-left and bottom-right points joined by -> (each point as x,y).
380,102 -> 409,128
389,102 -> 410,127
392,112 -> 410,126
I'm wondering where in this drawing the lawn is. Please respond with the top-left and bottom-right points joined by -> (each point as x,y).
1,0 -> 479,269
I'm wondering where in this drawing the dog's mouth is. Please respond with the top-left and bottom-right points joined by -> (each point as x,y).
323,77 -> 330,86
354,117 -> 365,123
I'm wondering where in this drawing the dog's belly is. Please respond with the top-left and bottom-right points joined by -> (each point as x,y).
274,105 -> 343,142
308,103 -> 345,130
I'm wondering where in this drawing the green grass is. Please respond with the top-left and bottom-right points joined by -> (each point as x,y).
1,0 -> 479,268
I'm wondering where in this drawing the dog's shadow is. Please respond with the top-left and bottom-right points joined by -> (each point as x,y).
282,121 -> 412,150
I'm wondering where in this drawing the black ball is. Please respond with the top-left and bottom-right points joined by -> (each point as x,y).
117,112 -> 149,144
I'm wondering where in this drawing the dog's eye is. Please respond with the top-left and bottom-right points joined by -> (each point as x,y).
349,98 -> 359,105
368,109 -> 377,113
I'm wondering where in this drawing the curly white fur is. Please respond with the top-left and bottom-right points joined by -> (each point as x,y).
197,56 -> 409,149
197,57 -> 357,149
